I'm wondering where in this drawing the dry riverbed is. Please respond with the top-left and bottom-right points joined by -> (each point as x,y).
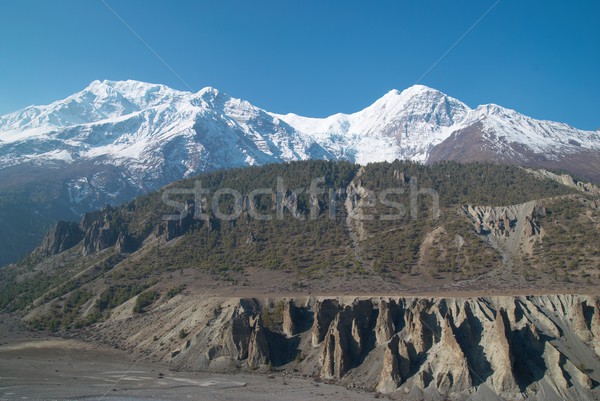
0,323 -> 379,401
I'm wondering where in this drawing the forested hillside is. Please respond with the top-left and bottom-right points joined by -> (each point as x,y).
1,160 -> 598,333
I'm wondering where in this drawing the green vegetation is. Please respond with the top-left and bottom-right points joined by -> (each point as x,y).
133,290 -> 159,313
95,284 -> 150,311
27,288 -> 94,332
2,159 -> 597,332
532,197 -> 600,275
262,300 -> 286,331
360,160 -> 573,206
166,285 -> 186,298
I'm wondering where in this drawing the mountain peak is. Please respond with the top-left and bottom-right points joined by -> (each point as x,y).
383,89 -> 402,97
82,78 -> 154,93
79,79 -> 189,102
197,86 -> 221,98
371,85 -> 466,114
367,84 -> 468,117
2,79 -> 599,177
474,103 -> 519,118
478,103 -> 511,112
378,85 -> 442,102
400,84 -> 444,97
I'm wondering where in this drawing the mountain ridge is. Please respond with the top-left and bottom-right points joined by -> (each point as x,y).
1,80 -> 600,266
3,79 -> 599,175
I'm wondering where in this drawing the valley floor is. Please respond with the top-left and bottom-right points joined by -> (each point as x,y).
0,318 -> 378,401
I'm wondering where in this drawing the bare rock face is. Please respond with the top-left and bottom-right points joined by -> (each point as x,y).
115,232 -> 137,253
80,210 -> 103,231
573,301 -> 593,342
375,300 -> 396,345
344,169 -> 371,242
397,338 -> 411,379
462,201 -> 547,264
311,299 -> 341,346
219,301 -> 259,360
82,220 -> 118,255
282,299 -> 297,337
44,206 -> 137,257
404,300 -> 436,355
525,168 -> 600,195
463,202 -> 545,242
34,221 -> 83,257
247,316 -> 270,367
162,199 -> 196,241
376,335 -> 402,393
118,295 -> 600,400
349,300 -> 376,357
430,315 -> 472,393
80,207 -> 125,256
320,300 -> 377,379
592,299 -> 600,356
484,307 -> 518,394
320,308 -> 353,378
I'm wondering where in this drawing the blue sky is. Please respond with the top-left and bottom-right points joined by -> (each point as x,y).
0,0 -> 598,129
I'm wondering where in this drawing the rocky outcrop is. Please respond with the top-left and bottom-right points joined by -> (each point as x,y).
429,315 -> 472,393
162,199 -> 196,241
82,219 -> 119,256
115,232 -> 137,253
592,298 -> 600,356
91,294 -> 600,400
320,309 -> 352,378
375,300 -> 397,345
486,307 -> 518,393
404,300 -> 436,355
319,300 -> 377,379
219,301 -> 258,360
247,316 -> 270,367
525,168 -> 600,195
344,168 -> 376,244
80,210 -> 103,232
32,206 -> 140,258
311,299 -> 340,346
282,299 -> 297,337
377,335 -> 402,393
462,201 -> 547,262
463,202 -> 545,240
34,221 -> 83,257
79,207 -> 131,256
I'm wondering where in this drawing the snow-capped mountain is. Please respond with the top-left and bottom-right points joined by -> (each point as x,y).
0,80 -> 331,187
1,79 -> 599,266
274,85 -> 600,169
3,80 -> 599,183
274,85 -> 471,164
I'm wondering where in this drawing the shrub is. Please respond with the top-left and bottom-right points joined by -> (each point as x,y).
166,285 -> 186,299
133,290 -> 159,313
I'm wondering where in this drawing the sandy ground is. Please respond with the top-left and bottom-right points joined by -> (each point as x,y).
0,331 -> 381,401
150,265 -> 600,299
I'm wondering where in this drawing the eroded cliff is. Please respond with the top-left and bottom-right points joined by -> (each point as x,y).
81,294 -> 600,401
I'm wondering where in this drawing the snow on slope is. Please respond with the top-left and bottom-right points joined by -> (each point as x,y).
274,85 -> 471,164
463,104 -> 600,157
2,79 -> 600,194
0,80 -> 331,186
2,79 -> 599,268
274,85 -> 600,165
